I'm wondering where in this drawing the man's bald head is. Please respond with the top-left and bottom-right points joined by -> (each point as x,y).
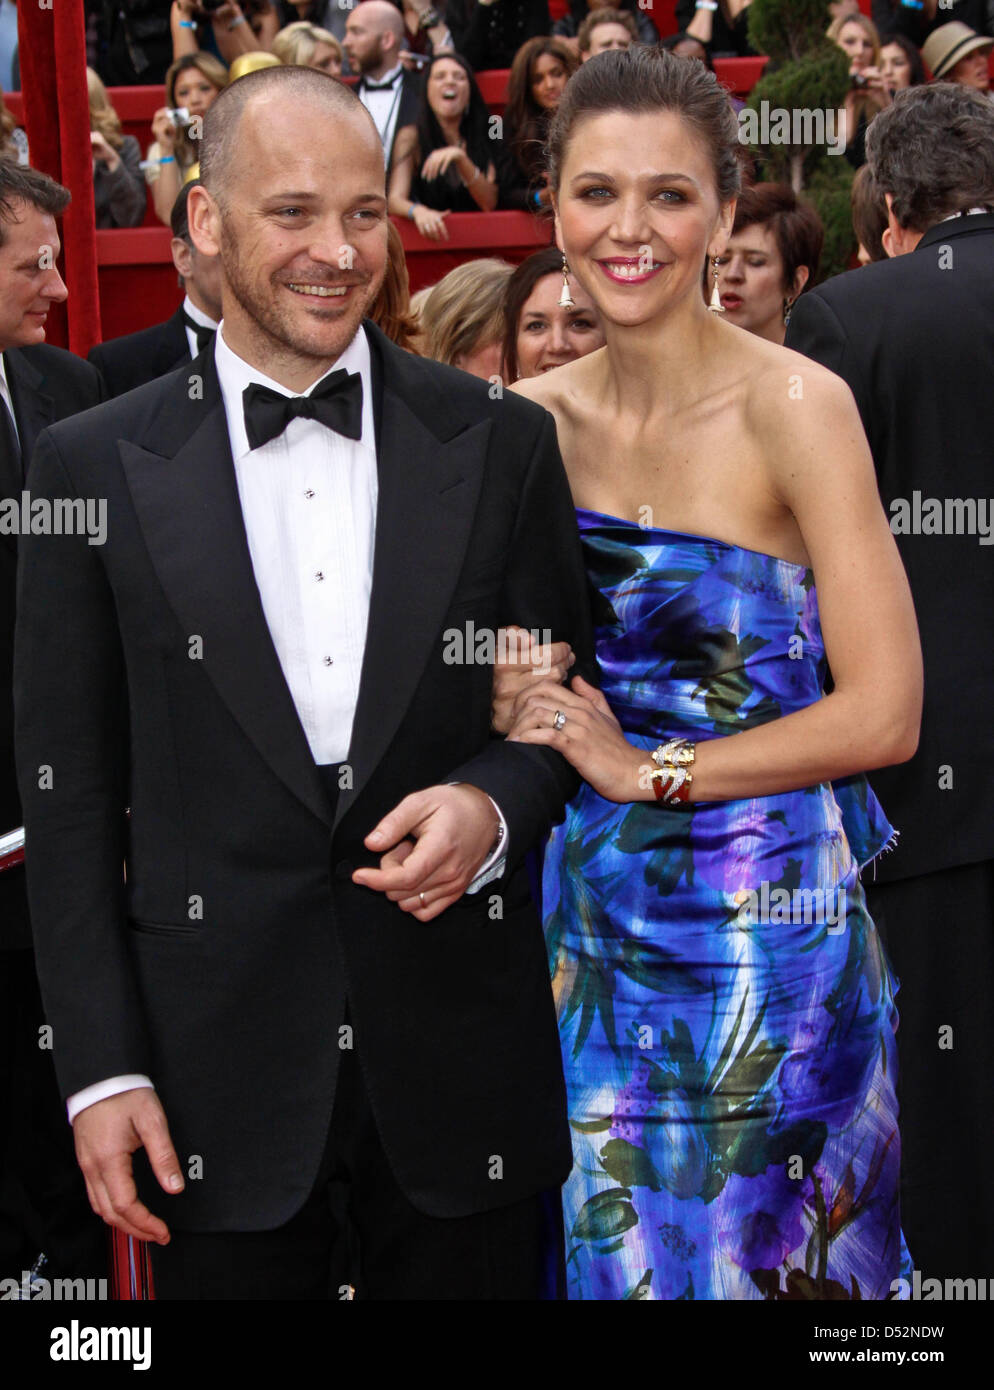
355,1 -> 406,45
200,65 -> 378,208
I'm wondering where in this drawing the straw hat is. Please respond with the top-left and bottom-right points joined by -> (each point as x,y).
922,22 -> 993,81
228,51 -> 282,83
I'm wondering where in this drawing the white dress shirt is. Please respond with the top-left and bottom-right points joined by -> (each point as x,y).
181,294 -> 219,360
67,322 -> 507,1123
357,64 -> 406,168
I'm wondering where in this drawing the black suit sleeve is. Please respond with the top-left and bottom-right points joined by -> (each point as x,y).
445,409 -> 597,864
14,430 -> 149,1099
785,289 -> 876,454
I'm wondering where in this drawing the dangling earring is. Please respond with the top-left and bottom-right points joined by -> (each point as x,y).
783,296 -> 795,326
707,255 -> 725,314
558,252 -> 575,310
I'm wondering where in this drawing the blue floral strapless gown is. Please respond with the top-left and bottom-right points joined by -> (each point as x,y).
543,510 -> 910,1301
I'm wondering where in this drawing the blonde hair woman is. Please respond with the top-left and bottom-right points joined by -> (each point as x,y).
87,67 -> 147,227
827,11 -> 891,166
419,258 -> 513,379
147,52 -> 229,226
272,20 -> 343,75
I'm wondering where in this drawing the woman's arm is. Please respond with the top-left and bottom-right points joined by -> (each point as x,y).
507,363 -> 922,803
170,0 -> 200,59
98,136 -> 148,229
387,126 -> 451,239
147,117 -> 183,226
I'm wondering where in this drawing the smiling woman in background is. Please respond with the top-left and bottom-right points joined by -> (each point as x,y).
387,52 -> 498,242
713,183 -> 823,343
147,52 -> 229,226
501,245 -> 605,381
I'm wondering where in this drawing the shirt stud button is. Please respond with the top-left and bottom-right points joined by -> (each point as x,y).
315,571 -> 324,581
304,489 -> 315,499
323,656 -> 333,666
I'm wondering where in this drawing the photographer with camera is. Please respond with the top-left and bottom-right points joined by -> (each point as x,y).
170,0 -> 280,65
147,52 -> 229,226
828,10 -> 892,168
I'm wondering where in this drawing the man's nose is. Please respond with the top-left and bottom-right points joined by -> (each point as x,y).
43,268 -> 68,303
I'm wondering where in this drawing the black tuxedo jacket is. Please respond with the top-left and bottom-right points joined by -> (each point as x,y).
1,345 -> 104,951
786,213 -> 994,884
15,318 -> 597,1230
358,70 -> 423,177
88,307 -> 190,399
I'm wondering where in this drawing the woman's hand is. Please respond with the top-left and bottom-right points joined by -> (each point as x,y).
90,131 -> 120,170
506,675 -> 646,804
860,66 -> 892,109
151,108 -> 178,151
412,204 -> 450,240
492,625 -> 574,734
420,145 -> 465,182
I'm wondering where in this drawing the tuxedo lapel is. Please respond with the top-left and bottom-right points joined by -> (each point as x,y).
119,351 -> 333,829
337,321 -> 492,827
5,348 -> 55,469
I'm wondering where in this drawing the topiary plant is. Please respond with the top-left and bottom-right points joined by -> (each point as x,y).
742,0 -> 856,280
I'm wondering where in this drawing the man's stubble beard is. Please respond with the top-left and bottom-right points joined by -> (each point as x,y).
218,216 -> 384,367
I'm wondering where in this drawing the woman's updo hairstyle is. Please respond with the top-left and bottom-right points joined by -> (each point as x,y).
546,44 -> 741,207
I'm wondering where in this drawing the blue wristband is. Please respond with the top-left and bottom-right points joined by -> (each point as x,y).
178,18 -> 195,27
407,203 -> 418,219
159,155 -> 176,164
899,0 -> 923,9
531,188 -> 542,208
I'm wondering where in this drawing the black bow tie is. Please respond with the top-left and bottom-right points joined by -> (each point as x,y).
182,312 -> 217,356
364,72 -> 401,90
242,370 -> 363,452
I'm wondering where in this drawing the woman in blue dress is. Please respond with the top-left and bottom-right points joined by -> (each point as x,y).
499,46 -> 923,1300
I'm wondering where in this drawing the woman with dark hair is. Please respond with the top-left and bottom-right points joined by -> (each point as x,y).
851,163 -> 890,264
498,36 -> 579,212
880,32 -> 927,91
554,0 -> 658,49
660,30 -> 715,71
387,51 -> 499,240
713,183 -> 823,343
501,245 -> 604,381
147,52 -> 228,226
493,46 -> 920,1300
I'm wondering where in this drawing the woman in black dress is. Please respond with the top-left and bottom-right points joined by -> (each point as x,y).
387,51 -> 499,241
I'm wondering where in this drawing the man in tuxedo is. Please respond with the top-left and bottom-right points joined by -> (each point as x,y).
0,163 -> 105,1285
15,65 -> 594,1299
786,82 -> 994,1281
89,182 -> 222,398
344,1 -> 424,177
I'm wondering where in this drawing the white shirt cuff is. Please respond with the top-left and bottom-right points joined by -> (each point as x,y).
447,786 -> 508,894
67,1074 -> 154,1125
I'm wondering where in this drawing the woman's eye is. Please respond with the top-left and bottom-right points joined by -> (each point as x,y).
655,190 -> 686,203
524,321 -> 546,332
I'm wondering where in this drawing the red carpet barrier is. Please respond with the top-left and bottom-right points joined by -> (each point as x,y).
96,213 -> 555,340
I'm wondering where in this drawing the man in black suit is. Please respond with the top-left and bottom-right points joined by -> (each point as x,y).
89,181 -> 222,398
786,82 -> 994,1282
344,1 -> 425,177
15,65 -> 594,1299
0,163 -> 105,1286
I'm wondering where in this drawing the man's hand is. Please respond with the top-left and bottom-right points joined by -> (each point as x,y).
73,1088 -> 184,1244
491,624 -> 574,734
353,784 -> 499,921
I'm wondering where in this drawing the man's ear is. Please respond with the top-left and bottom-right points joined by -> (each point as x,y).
171,237 -> 194,282
187,184 -> 221,259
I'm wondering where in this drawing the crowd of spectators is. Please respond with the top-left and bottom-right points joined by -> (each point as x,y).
3,1 -> 993,337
